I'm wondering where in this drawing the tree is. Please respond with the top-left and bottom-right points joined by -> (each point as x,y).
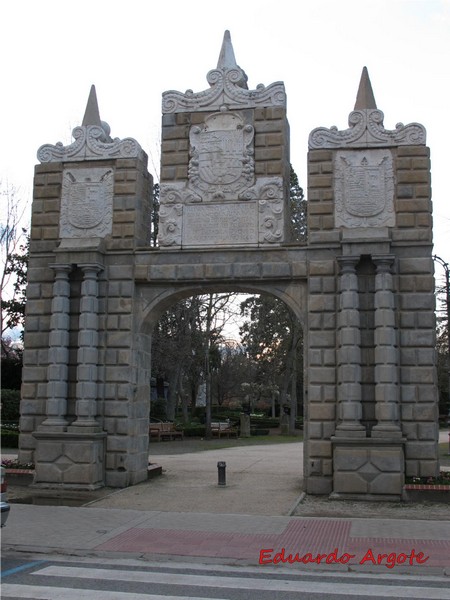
1,183 -> 29,354
151,293 -> 241,431
240,294 -> 303,433
212,341 -> 252,408
434,256 -> 450,420
150,183 -> 160,247
1,337 -> 23,389
289,164 -> 307,243
151,296 -> 202,421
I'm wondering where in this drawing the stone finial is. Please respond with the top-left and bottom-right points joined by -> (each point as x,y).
162,30 -> 285,113
217,30 -> 237,70
354,67 -> 377,110
37,85 -> 144,163
217,30 -> 248,89
308,67 -> 426,148
82,85 -> 102,127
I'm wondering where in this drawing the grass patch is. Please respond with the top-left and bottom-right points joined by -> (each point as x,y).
149,434 -> 303,454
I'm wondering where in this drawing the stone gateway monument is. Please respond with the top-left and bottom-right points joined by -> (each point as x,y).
19,31 -> 439,499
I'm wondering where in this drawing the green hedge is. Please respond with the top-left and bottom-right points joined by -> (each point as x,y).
250,417 -> 279,428
250,429 -> 270,436
1,428 -> 19,448
181,425 -> 206,437
1,389 -> 21,422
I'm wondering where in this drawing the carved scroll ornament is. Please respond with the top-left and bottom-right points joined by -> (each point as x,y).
309,109 -> 426,149
38,124 -> 145,163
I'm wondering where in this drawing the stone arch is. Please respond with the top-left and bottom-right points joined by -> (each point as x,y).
137,281 -> 307,437
138,281 -> 307,336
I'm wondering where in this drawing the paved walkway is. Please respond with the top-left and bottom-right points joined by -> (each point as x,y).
2,438 -> 450,574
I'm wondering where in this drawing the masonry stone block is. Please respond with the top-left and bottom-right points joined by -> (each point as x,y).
334,472 -> 367,494
305,476 -> 333,495
308,422 -> 323,439
107,435 -> 130,452
369,473 -> 403,495
309,441 -> 332,458
418,461 -> 439,478
202,263 -> 232,279
417,423 -> 437,440
405,441 -> 438,460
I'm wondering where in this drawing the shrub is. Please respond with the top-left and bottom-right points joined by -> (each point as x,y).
150,398 -> 167,421
250,428 -> 270,436
250,416 -> 279,428
181,424 -> 206,437
1,354 -> 22,390
1,428 -> 19,448
1,389 -> 21,422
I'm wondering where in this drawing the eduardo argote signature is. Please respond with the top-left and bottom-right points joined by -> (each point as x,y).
259,547 -> 429,569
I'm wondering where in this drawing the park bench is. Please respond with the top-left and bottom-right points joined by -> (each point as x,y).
211,421 -> 238,438
149,422 -> 184,442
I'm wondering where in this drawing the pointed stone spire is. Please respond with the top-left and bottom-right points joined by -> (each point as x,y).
354,67 -> 377,110
217,30 -> 238,69
216,30 -> 248,89
82,85 -> 102,127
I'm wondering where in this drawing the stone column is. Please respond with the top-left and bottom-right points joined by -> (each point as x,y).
335,257 -> 365,437
70,264 -> 102,432
40,264 -> 72,430
372,255 -> 402,438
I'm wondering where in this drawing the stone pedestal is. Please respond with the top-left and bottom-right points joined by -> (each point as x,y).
32,431 -> 106,490
331,437 -> 406,501
240,413 -> 251,437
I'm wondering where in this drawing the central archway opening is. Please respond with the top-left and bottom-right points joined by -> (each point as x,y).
139,287 -> 306,512
149,291 -> 304,441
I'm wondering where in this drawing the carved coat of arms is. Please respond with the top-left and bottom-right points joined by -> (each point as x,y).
188,112 -> 254,200
335,151 -> 395,228
60,168 -> 114,238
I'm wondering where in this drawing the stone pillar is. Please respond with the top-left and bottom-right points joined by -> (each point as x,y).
372,255 -> 402,438
39,264 -> 72,430
335,257 -> 365,437
70,264 -> 102,432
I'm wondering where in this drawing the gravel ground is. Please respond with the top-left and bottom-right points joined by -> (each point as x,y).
293,493 -> 450,520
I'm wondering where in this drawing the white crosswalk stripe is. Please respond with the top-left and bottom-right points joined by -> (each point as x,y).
0,586 -> 224,600
2,560 -> 449,599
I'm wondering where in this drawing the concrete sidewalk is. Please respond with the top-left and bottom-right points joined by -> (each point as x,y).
2,504 -> 450,574
2,439 -> 450,574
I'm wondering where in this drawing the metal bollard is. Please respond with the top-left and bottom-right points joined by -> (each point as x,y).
217,461 -> 226,486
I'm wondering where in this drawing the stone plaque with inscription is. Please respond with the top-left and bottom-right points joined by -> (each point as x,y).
184,202 -> 257,246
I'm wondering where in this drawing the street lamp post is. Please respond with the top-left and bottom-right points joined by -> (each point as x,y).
433,255 -> 450,423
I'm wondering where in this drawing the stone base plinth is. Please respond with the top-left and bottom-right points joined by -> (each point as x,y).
331,436 -> 406,500
32,430 -> 107,490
